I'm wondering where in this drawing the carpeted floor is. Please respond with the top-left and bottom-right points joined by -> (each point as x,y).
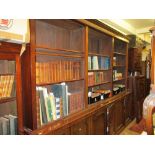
119,119 -> 140,135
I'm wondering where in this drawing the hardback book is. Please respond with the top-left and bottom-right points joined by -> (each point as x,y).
46,95 -> 53,122
42,87 -> 52,122
5,114 -> 18,135
51,83 -> 68,116
88,56 -> 92,70
36,87 -> 42,128
0,76 -> 2,98
8,75 -> 15,97
36,62 -> 40,84
0,117 -> 10,135
37,87 -> 48,124
55,97 -> 61,119
92,56 -> 99,70
49,93 -> 57,120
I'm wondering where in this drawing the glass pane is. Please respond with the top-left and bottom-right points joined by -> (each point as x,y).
0,60 -> 17,135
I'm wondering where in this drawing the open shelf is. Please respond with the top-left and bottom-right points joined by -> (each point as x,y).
88,69 -> 111,72
113,65 -> 126,68
0,96 -> 16,104
36,78 -> 85,86
88,81 -> 111,87
36,51 -> 84,58
88,52 -> 110,57
36,46 -> 83,54
114,52 -> 126,56
113,78 -> 125,82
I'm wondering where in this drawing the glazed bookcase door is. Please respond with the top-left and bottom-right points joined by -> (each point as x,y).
0,53 -> 23,135
88,27 -> 113,105
29,19 -> 86,129
113,38 -> 128,95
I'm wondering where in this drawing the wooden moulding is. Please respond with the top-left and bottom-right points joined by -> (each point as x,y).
0,97 -> 16,104
113,52 -> 126,56
0,41 -> 22,54
36,78 -> 84,86
36,46 -> 84,54
88,81 -> 111,87
75,19 -> 129,43
0,31 -> 23,42
30,91 -> 131,135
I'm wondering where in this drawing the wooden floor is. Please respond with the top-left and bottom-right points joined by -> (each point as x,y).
119,119 -> 140,135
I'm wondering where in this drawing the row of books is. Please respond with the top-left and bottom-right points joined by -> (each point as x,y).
88,89 -> 111,104
36,61 -> 82,84
0,114 -> 17,135
113,57 -> 117,66
0,75 -> 15,99
113,57 -> 125,66
113,70 -> 123,81
88,56 -> 110,70
88,72 -> 109,86
36,83 -> 84,127
113,84 -> 125,95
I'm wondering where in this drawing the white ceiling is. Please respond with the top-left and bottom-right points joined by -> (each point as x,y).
124,19 -> 154,29
99,19 -> 155,43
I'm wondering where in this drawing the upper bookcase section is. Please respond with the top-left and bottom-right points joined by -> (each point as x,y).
88,28 -> 112,56
35,20 -> 84,53
114,38 -> 127,55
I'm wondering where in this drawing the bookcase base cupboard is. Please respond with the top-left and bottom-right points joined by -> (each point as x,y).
20,19 -> 132,135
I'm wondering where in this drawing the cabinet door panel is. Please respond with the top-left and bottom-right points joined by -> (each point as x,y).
71,118 -> 89,135
124,94 -> 132,124
92,108 -> 107,135
115,99 -> 124,133
108,104 -> 115,135
54,127 -> 71,135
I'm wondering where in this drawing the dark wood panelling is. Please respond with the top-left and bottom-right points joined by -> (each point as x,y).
71,118 -> 90,135
91,108 -> 107,135
114,99 -> 124,132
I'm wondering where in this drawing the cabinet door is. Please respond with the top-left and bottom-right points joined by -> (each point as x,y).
92,108 -> 107,135
54,127 -> 71,135
108,104 -> 115,135
114,99 -> 124,133
124,94 -> 132,124
71,118 -> 90,135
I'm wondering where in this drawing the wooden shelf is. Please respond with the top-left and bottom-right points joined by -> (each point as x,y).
113,78 -> 125,82
0,97 -> 16,104
113,65 -> 126,68
88,81 -> 111,87
114,52 -> 126,56
88,69 -> 111,72
88,52 -> 110,57
36,78 -> 84,86
36,51 -> 83,58
0,73 -> 15,76
36,46 -> 83,54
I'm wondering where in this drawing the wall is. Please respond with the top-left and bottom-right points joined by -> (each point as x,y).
0,19 -> 30,43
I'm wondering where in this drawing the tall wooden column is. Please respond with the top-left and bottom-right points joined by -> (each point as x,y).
144,27 -> 155,135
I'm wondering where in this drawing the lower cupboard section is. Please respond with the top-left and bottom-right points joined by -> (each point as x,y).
31,92 -> 134,135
